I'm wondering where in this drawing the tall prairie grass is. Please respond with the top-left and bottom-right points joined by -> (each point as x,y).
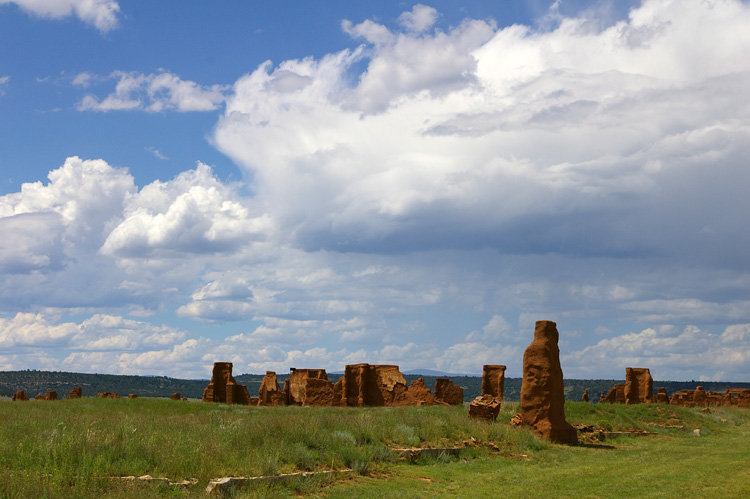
1,398 -> 747,497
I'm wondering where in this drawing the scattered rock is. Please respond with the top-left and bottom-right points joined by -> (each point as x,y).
468,394 -> 501,421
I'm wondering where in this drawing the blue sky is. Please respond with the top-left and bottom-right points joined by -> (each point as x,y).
1,0 -> 749,382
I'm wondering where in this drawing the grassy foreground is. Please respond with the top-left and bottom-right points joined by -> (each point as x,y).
0,397 -> 748,497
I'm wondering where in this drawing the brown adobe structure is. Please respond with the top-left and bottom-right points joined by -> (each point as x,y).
481,365 -> 506,402
339,364 -> 443,407
520,320 -> 577,445
258,371 -> 286,406
669,386 -> 742,408
656,387 -> 670,404
338,363 -> 412,407
45,391 -> 58,401
170,392 -> 181,400
202,362 -> 253,405
625,367 -> 654,404
67,387 -> 83,399
98,392 -> 121,398
406,378 -> 441,406
434,378 -> 464,405
12,390 -> 28,401
34,393 -> 44,400
284,368 -> 335,406
581,389 -> 589,402
601,383 -> 626,403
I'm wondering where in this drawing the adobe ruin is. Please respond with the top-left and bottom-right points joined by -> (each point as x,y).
258,371 -> 286,406
171,392 -> 181,400
625,367 -> 654,404
601,384 -> 626,403
581,389 -> 589,402
434,378 -> 464,405
44,391 -> 57,401
481,365 -> 506,402
520,320 -> 577,444
201,362 -> 253,405
338,363 -> 412,407
67,387 -> 83,399
283,368 -> 335,406
656,387 -> 670,404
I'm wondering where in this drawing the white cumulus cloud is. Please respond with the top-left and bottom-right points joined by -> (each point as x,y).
0,0 -> 120,32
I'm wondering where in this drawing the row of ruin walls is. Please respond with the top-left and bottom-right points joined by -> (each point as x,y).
201,362 -> 463,408
669,386 -> 750,408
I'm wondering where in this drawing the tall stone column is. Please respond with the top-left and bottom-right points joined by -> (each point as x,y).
520,320 -> 577,445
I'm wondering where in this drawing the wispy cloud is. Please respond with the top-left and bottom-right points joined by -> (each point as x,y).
0,75 -> 9,95
76,70 -> 229,112
146,146 -> 168,160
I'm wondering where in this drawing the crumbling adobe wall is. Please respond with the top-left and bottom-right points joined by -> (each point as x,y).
602,384 -> 626,403
722,389 -> 750,408
520,320 -> 577,445
45,391 -> 58,401
258,371 -> 285,406
12,390 -> 28,401
339,363 -> 410,407
481,365 -> 506,402
284,369 -> 334,406
171,392 -> 181,400
625,367 -> 654,404
656,387 -> 670,404
434,378 -> 463,405
97,392 -> 121,398
202,362 -> 252,405
67,387 -> 83,399
581,389 -> 589,402
337,364 -> 440,407
671,386 -> 725,407
399,378 -> 440,406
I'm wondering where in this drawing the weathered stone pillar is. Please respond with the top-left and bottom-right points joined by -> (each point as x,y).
520,320 -> 577,445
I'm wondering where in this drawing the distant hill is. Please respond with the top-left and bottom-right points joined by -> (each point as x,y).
2,370 -> 748,403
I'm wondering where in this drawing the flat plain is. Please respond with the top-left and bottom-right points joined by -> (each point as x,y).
0,398 -> 748,497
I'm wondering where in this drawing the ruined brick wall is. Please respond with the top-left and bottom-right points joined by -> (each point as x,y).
481,365 -> 506,402
625,367 -> 654,404
258,371 -> 285,406
434,378 -> 463,405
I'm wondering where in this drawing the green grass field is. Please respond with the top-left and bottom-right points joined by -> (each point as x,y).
0,397 -> 748,497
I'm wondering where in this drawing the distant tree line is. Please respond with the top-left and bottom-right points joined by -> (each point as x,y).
2,370 -> 748,402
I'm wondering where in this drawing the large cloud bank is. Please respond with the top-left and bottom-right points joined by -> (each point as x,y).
2,0 -> 750,380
